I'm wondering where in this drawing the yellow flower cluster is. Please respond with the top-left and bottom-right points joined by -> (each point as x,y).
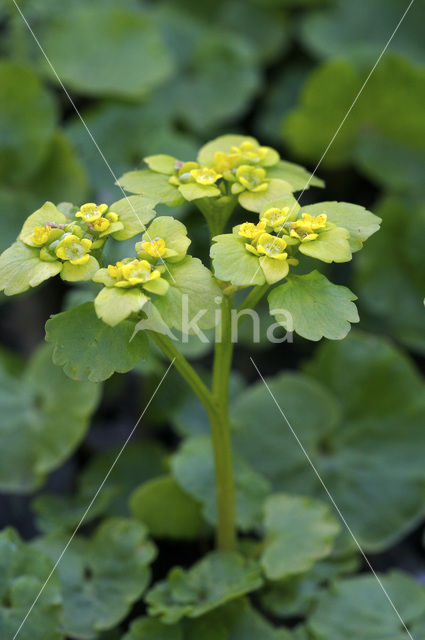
290,213 -> 328,242
107,259 -> 161,288
76,202 -> 119,234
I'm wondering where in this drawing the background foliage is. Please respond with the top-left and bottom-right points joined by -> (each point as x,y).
0,0 -> 424,638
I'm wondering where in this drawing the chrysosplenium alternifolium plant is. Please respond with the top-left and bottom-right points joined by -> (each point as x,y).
0,134 -> 381,552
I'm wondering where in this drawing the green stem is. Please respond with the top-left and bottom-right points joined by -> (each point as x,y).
148,297 -> 238,551
211,295 -> 237,550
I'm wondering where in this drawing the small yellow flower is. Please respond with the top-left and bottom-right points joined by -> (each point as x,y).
235,165 -> 268,192
76,203 -> 108,223
115,259 -> 161,288
231,140 -> 268,164
91,217 -> 111,233
256,233 -> 288,261
191,167 -> 222,185
108,261 -> 124,279
238,221 -> 266,240
139,238 -> 167,258
106,211 -> 119,223
290,213 -> 327,242
213,151 -> 239,174
56,235 -> 92,265
29,225 -> 51,247
177,161 -> 200,183
261,207 -> 290,232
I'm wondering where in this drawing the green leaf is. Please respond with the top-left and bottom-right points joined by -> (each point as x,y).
298,227 -> 352,263
61,256 -> 100,282
119,170 -> 184,206
307,571 -> 425,639
34,518 -> 157,639
144,154 -> 179,174
171,436 -> 270,532
354,196 -> 425,354
284,57 -> 425,171
179,182 -> 221,201
154,257 -> 222,333
299,202 -> 381,252
26,131 -> 90,205
266,160 -> 324,190
0,62 -> 56,184
124,600 -> 292,640
198,135 -> 259,165
210,235 -> 265,286
19,201 -> 67,245
33,442 -> 167,533
123,617 -> 182,640
37,4 -> 173,98
109,195 -> 157,241
142,216 -> 191,257
268,271 -> 359,341
0,344 -> 100,492
94,287 -> 149,327
239,179 -> 293,213
233,332 -> 425,550
0,528 -> 63,640
46,302 -> 148,382
301,0 -> 425,67
0,242 -> 62,296
130,475 -> 205,540
166,35 -> 260,133
67,100 -> 198,203
261,494 -> 340,581
146,551 -> 263,624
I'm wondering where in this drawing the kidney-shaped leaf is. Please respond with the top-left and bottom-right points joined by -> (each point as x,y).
0,528 -> 63,640
261,494 -> 340,581
146,551 -> 263,624
233,332 -> 425,550
268,271 -> 359,341
34,518 -> 157,639
307,571 -> 425,639
46,302 -> 148,382
0,344 -> 100,492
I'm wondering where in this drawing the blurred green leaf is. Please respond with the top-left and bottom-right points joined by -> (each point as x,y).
67,101 -> 198,202
0,61 -> 56,184
354,196 -> 425,354
124,599 -> 293,639
37,3 -> 173,98
146,551 -> 263,623
301,0 -> 425,66
0,344 -> 100,492
232,332 -> 425,550
130,474 -> 205,540
261,494 -> 340,581
268,271 -> 359,341
33,442 -> 168,533
46,302 -> 149,382
0,528 -> 63,640
34,518 -> 157,639
307,571 -> 425,639
284,57 -> 425,179
171,436 -> 270,532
